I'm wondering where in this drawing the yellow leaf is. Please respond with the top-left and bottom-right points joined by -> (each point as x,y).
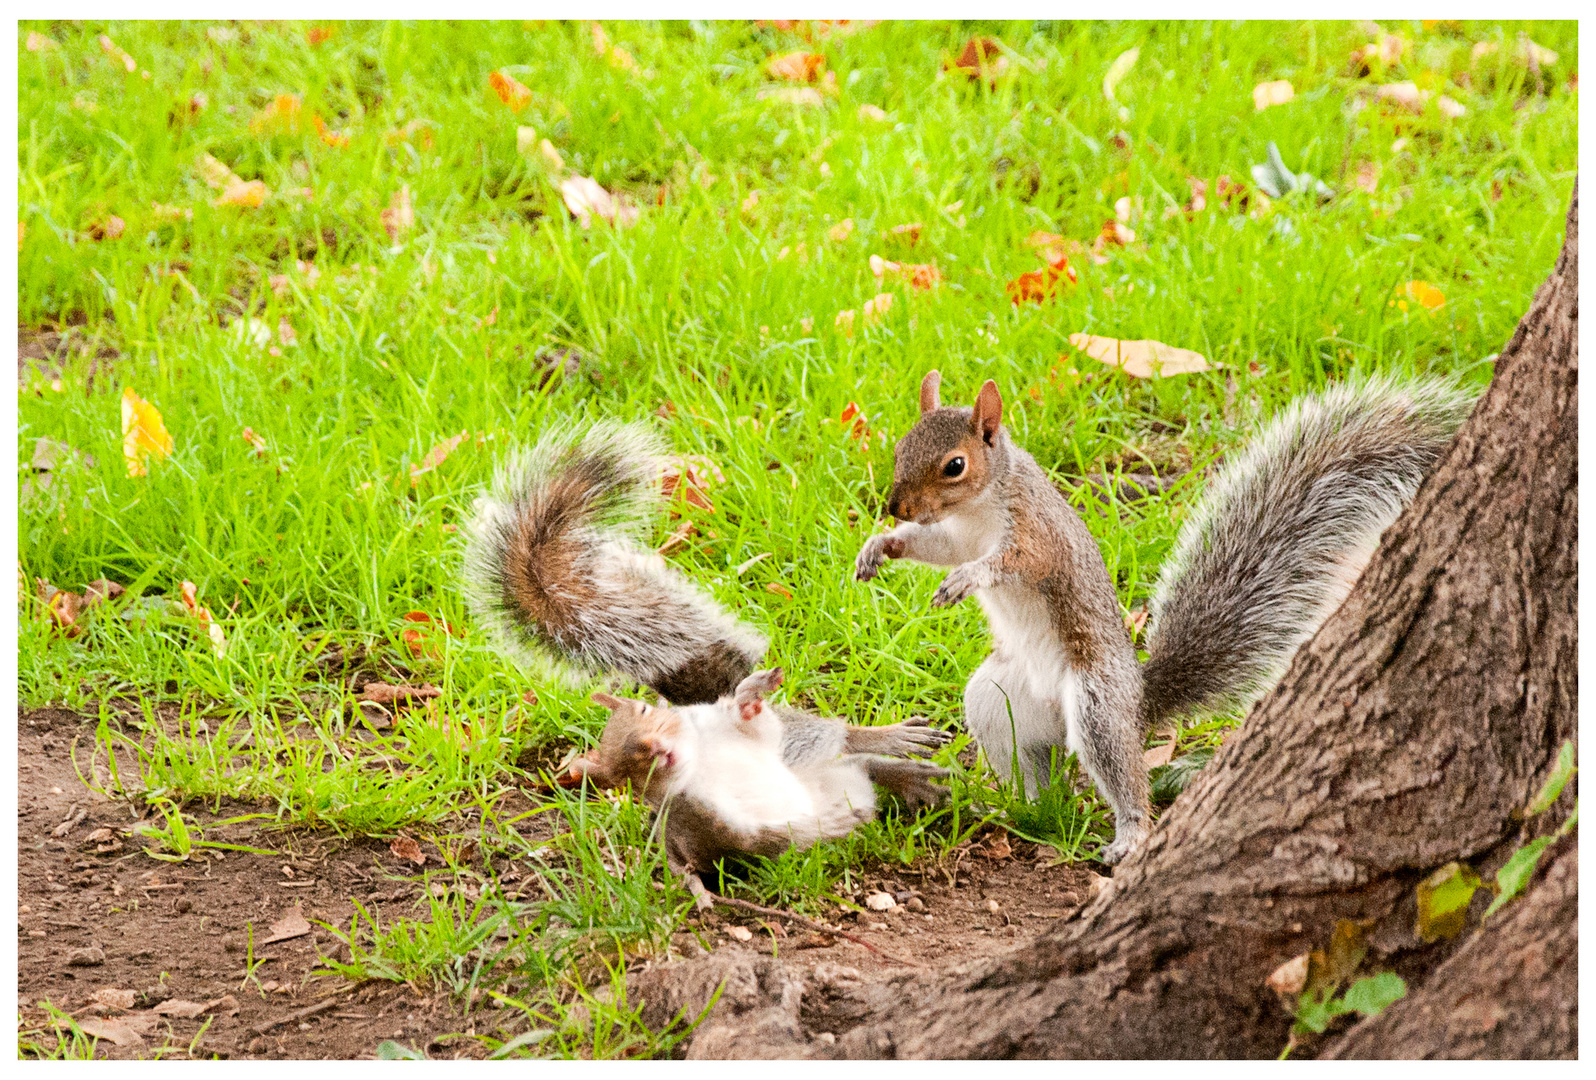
1397,280 -> 1446,312
215,180 -> 268,208
121,388 -> 174,477
1252,79 -> 1295,110
1102,47 -> 1139,103
1068,333 -> 1210,378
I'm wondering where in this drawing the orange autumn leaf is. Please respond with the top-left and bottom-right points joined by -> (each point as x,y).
1392,280 -> 1446,313
310,114 -> 350,148
401,611 -> 459,659
87,215 -> 126,241
410,430 -> 467,484
886,222 -> 924,247
306,25 -> 336,47
765,582 -> 795,600
121,388 -> 174,477
837,402 -> 872,451
250,93 -> 305,135
489,70 -> 533,112
241,427 -> 268,457
948,36 -> 1008,82
199,154 -> 268,208
766,51 -> 827,82
661,456 -> 722,515
1007,255 -> 1077,305
1067,333 -> 1210,379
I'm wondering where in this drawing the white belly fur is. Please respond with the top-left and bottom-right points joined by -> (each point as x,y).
977,583 -> 1084,751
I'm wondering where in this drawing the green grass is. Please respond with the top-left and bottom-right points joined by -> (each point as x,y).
17,18 -> 1577,1058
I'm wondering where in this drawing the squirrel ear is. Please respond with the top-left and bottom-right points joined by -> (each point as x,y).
918,370 -> 942,414
972,380 -> 1003,444
733,667 -> 783,720
591,692 -> 625,711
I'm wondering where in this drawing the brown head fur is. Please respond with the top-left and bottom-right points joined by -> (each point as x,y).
887,373 -> 1007,523
569,693 -> 683,801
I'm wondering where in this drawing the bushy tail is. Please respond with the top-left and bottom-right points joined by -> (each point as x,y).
1141,376 -> 1475,725
460,422 -> 766,705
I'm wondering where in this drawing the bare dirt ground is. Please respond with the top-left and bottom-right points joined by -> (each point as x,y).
16,705 -> 1098,1059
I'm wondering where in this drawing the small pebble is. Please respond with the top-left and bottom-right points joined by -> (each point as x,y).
175,897 -> 193,913
246,1037 -> 267,1054
905,897 -> 926,913
67,945 -> 106,967
864,891 -> 894,912
816,1032 -> 836,1045
985,899 -> 1002,914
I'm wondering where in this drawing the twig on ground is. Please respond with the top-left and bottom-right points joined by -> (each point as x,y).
247,985 -> 358,1036
693,882 -> 923,968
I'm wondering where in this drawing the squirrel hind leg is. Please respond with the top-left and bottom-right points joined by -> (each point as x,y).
864,757 -> 952,810
843,717 -> 954,758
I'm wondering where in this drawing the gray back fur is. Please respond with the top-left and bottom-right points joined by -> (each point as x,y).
1141,376 -> 1474,724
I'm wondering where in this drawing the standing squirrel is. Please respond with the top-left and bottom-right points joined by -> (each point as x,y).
460,422 -> 950,877
856,371 -> 1472,864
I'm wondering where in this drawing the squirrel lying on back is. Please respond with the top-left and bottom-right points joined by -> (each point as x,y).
460,423 -> 950,889
856,371 -> 1473,864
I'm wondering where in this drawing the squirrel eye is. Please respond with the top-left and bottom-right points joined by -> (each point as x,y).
942,456 -> 966,479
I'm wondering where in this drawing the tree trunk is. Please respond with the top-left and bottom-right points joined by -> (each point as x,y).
643,183 -> 1578,1060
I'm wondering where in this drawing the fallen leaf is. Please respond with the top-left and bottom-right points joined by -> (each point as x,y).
78,1015 -> 157,1047
1353,161 -> 1379,194
726,925 -> 754,942
42,587 -> 85,638
249,93 -> 307,136
1393,280 -> 1446,313
92,988 -> 137,1011
400,611 -> 457,659
390,833 -> 426,866
660,457 -> 720,514
489,70 -> 533,112
410,431 -> 466,484
1436,95 -> 1467,118
361,682 -> 442,707
85,826 -> 116,844
741,190 -> 761,213
766,51 -> 826,82
26,32 -> 59,52
84,579 -> 125,607
1124,605 -> 1149,638
1266,953 -> 1311,996
885,222 -> 924,247
980,832 -> 1013,860
199,154 -> 268,207
381,185 -> 414,243
766,582 -> 794,600
1006,255 -> 1077,305
857,103 -> 887,122
1252,79 -> 1295,110
151,999 -> 206,1018
949,37 -> 1008,82
1376,81 -> 1424,114
869,254 -> 940,290
1102,46 -> 1140,104
864,891 -> 895,911
1068,334 -> 1210,378
179,580 -> 227,656
1415,861 -> 1482,942
121,388 -> 174,477
828,218 -> 855,243
262,904 -> 313,945
657,520 -> 698,555
837,401 -> 872,451
862,292 -> 894,321
1099,219 -> 1135,246
98,34 -> 137,73
560,175 -> 640,228
307,25 -> 335,47
1143,740 -> 1176,769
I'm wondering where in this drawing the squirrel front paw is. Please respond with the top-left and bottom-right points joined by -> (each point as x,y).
931,562 -> 986,607
854,533 -> 906,582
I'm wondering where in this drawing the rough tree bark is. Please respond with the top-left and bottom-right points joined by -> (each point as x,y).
635,183 -> 1579,1060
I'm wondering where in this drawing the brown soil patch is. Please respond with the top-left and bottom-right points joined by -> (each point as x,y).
17,706 -> 1099,1059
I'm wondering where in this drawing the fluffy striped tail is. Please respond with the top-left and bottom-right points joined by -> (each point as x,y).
1141,376 -> 1474,725
460,422 -> 767,704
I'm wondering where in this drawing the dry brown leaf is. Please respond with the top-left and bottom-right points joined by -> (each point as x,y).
869,254 -> 940,290
179,580 -> 227,656
41,583 -> 85,639
1007,255 -> 1077,306
949,36 -> 1008,82
1353,161 -> 1379,194
765,582 -> 794,600
766,51 -> 827,82
410,431 -> 466,484
400,611 -> 457,659
1376,81 -> 1425,114
489,70 -> 533,111
77,1014 -> 157,1047
26,32 -> 59,52
98,34 -> 137,73
121,387 -> 174,478
560,175 -> 640,229
262,904 -> 313,944
661,457 -> 720,515
1252,79 -> 1294,110
381,185 -> 414,243
84,579 -> 126,607
390,833 -> 426,866
307,25 -> 336,47
657,520 -> 698,555
361,682 -> 442,707
1068,334 -> 1210,378
87,215 -> 125,242
886,222 -> 924,247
